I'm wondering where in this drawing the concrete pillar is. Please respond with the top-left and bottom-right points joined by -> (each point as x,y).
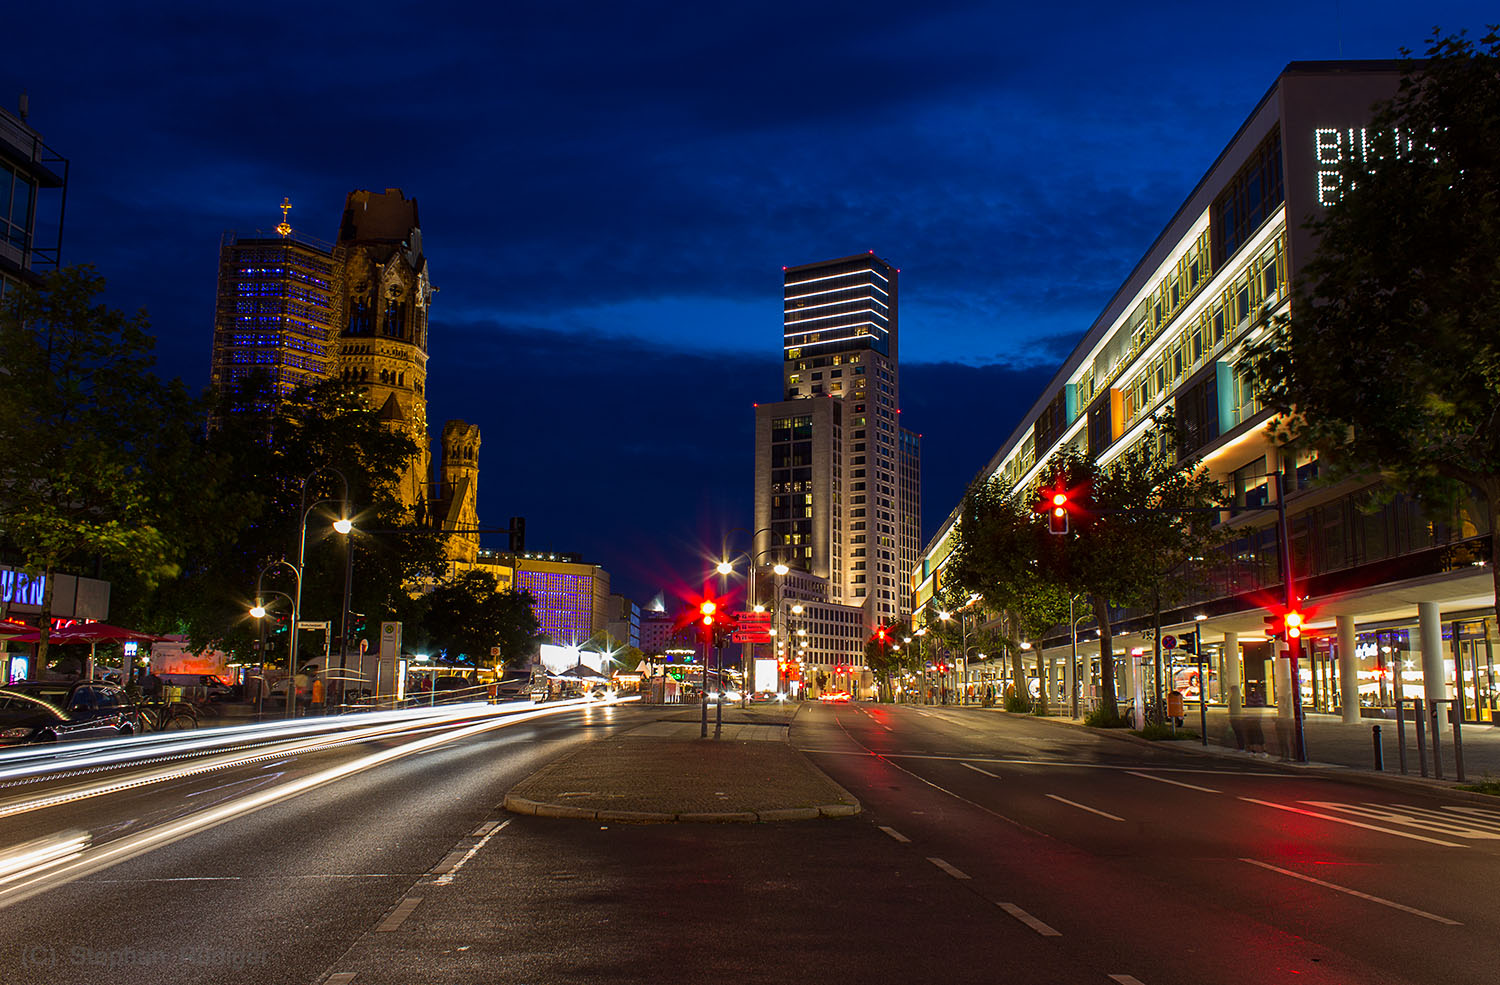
1337,615 -> 1359,724
1063,645 -> 1075,717
1119,646 -> 1135,705
1222,631 -> 1242,714
1419,601 -> 1447,705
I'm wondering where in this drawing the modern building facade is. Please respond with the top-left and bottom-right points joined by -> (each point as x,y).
913,61 -> 1496,723
0,97 -> 67,299
468,549 -> 612,649
753,253 -> 921,688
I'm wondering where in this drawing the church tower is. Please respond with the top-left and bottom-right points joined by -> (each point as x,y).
332,188 -> 432,515
435,420 -> 482,565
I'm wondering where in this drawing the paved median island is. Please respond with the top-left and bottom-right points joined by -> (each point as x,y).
503,711 -> 860,823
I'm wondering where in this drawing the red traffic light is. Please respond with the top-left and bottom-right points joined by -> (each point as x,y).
1284,611 -> 1303,639
700,599 -> 716,626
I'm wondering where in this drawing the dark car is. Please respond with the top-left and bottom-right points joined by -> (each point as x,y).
0,682 -> 143,745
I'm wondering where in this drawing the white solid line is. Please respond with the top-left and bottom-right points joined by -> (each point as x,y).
326,974 -> 357,985
1046,794 -> 1124,822
962,762 -> 1001,779
927,856 -> 971,880
1109,976 -> 1147,985
375,896 -> 422,932
1239,798 -> 1465,847
878,825 -> 910,843
432,819 -> 511,886
471,820 -> 499,837
998,902 -> 1061,936
1240,859 -> 1462,925
1126,770 -> 1219,793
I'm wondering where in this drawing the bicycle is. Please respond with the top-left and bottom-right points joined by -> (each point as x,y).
135,698 -> 199,731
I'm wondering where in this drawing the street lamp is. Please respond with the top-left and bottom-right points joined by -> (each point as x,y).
265,465 -> 356,719
250,569 -> 297,720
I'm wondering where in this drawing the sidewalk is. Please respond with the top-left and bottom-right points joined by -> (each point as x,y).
1005,702 -> 1500,797
503,703 -> 861,823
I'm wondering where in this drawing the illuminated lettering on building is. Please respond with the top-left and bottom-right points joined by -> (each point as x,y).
1313,126 -> 1439,206
0,569 -> 45,607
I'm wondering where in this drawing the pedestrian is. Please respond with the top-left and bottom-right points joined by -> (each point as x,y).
293,665 -> 313,716
310,675 -> 326,715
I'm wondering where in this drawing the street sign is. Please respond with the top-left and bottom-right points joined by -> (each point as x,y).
297,620 -> 330,631
490,645 -> 501,658
1161,634 -> 1177,650
732,611 -> 772,643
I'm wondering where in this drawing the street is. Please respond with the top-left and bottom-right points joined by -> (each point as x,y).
3,701 -> 1497,983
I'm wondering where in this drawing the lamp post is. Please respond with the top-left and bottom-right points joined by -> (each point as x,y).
250,563 -> 300,719
268,466 -> 355,719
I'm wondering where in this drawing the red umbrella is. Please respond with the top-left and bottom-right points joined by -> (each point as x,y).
44,622 -> 168,644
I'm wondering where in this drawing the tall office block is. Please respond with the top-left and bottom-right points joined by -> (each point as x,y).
755,252 -> 921,642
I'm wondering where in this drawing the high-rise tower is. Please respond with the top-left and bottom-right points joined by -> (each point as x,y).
754,252 -> 920,630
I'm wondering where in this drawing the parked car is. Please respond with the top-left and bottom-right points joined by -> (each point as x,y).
157,673 -> 235,702
0,682 -> 143,744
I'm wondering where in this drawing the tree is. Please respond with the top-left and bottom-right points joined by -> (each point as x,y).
948,431 -> 1222,721
0,267 -> 192,667
415,570 -> 542,668
1249,28 -> 1500,622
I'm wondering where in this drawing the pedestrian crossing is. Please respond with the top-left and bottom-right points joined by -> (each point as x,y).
1300,801 -> 1500,840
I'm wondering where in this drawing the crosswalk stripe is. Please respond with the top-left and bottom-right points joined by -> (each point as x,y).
1299,802 -> 1500,839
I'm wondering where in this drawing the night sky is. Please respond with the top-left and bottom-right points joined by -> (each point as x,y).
7,3 -> 1489,606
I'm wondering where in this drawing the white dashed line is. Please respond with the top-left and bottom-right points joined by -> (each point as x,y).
1126,771 -> 1219,793
961,762 -> 1000,779
998,902 -> 1060,936
325,975 -> 357,984
1239,798 -> 1465,847
878,825 -> 910,843
1240,859 -> 1461,925
1045,794 -> 1124,822
1109,975 -> 1147,985
375,896 -> 422,932
927,857 -> 971,880
431,819 -> 510,886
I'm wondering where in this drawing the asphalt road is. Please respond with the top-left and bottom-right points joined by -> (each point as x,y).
4,701 -> 1497,984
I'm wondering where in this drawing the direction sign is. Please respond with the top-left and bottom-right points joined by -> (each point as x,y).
732,611 -> 772,643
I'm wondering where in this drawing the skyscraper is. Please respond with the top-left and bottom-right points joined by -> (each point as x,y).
754,252 -> 920,633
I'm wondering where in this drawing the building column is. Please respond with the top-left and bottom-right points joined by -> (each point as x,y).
1337,614 -> 1359,724
1063,644 -> 1075,717
1419,601 -> 1447,706
1222,631 -> 1242,715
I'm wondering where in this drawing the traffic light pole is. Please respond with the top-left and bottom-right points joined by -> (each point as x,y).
1275,471 -> 1308,764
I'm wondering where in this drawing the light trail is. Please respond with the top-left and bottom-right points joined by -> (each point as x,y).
0,696 -> 635,822
0,697 -> 634,910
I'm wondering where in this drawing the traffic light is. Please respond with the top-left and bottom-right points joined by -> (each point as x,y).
700,599 -> 716,627
1262,612 -> 1284,639
1048,491 -> 1070,535
1284,610 -> 1303,640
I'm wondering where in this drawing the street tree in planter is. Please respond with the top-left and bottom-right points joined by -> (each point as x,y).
1249,29 -> 1500,625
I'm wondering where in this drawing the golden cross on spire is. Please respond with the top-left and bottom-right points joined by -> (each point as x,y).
275,197 -> 293,237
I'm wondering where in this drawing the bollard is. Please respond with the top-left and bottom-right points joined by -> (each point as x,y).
1372,724 -> 1384,771
1413,698 -> 1428,778
1429,703 -> 1443,780
1452,703 -> 1466,782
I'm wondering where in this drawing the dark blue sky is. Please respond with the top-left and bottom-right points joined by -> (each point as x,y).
7,3 -> 1488,605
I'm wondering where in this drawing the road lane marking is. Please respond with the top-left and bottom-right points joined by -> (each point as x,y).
1239,798 -> 1465,847
1240,859 -> 1462,925
1109,976 -> 1147,985
927,857 -> 971,880
1126,771 -> 1219,793
883,725 -> 893,731
375,896 -> 422,932
471,820 -> 500,836
878,826 -> 910,843
326,974 -> 357,984
432,819 -> 511,886
962,762 -> 1001,778
1046,794 -> 1124,822
998,902 -> 1060,936
1299,802 -> 1500,839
